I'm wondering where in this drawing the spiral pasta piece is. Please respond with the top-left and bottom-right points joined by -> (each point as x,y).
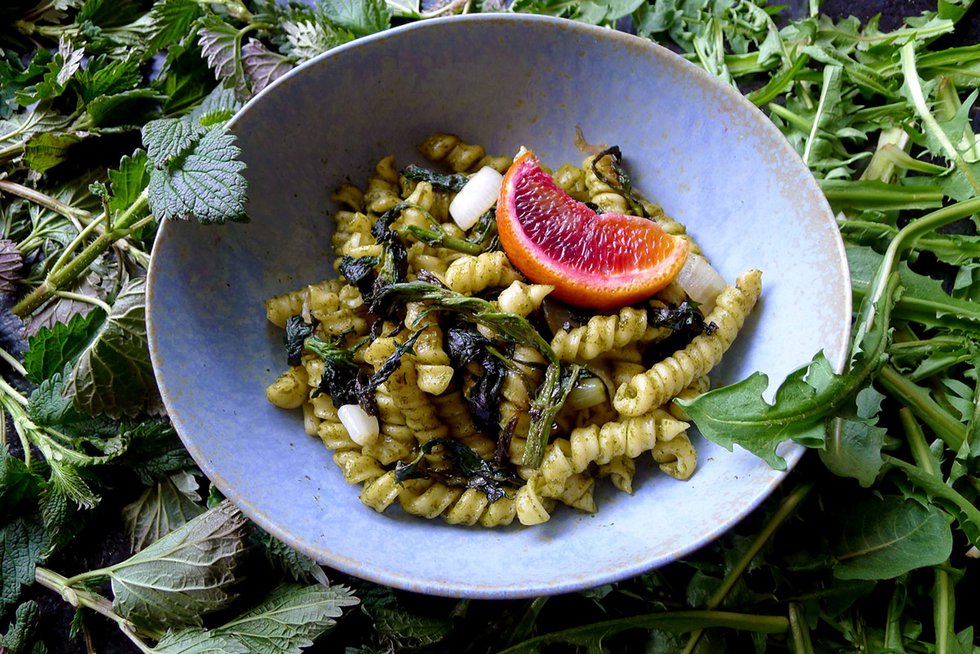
418,132 -> 487,173
568,409 -> 689,473
444,251 -> 523,295
551,307 -> 669,362
613,269 -> 762,417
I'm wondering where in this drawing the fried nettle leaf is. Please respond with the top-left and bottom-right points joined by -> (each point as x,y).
445,327 -> 507,433
401,164 -> 468,192
396,438 -> 519,502
338,254 -> 379,300
104,500 -> 247,631
66,277 -> 164,418
303,335 -> 362,407
590,146 -> 647,217
284,315 -> 316,366
142,116 -> 248,224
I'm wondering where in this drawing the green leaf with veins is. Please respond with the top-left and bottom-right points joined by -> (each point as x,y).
22,132 -> 82,174
66,277 -> 164,418
146,125 -> 248,224
122,472 -> 205,551
318,0 -> 390,36
108,500 -> 247,631
142,117 -> 201,166
84,88 -> 167,131
819,387 -> 887,488
0,601 -> 42,654
108,150 -> 152,221
833,496 -> 953,580
23,310 -> 103,384
0,517 -> 46,611
145,0 -> 204,57
281,20 -> 352,62
213,583 -> 359,654
198,15 -> 249,98
150,628 -> 248,654
242,39 -> 293,95
189,85 -> 242,128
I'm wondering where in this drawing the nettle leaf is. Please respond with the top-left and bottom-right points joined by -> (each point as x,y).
318,0 -> 390,36
143,117 -> 201,166
241,38 -> 293,95
371,604 -> 452,649
0,517 -> 45,611
23,311 -> 104,384
108,150 -> 152,219
0,600 -> 42,654
66,277 -> 165,418
282,20 -> 352,63
1,447 -> 41,511
85,88 -> 167,130
146,0 -> 204,56
122,472 -> 205,552
147,125 -> 248,224
188,85 -> 241,128
255,533 -> 326,584
213,584 -> 359,653
108,500 -> 247,631
151,628 -> 247,654
73,55 -> 141,103
0,238 -> 24,295
833,495 -> 953,580
0,108 -> 73,150
23,131 -> 82,174
119,421 -> 197,485
198,15 -> 248,97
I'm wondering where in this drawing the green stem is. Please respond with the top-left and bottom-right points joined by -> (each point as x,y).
12,190 -> 150,317
901,42 -> 980,196
0,346 -> 28,379
933,565 -> 955,654
883,455 -> 980,530
899,407 -> 939,477
681,483 -> 814,654
46,211 -> 107,278
54,290 -> 113,315
788,603 -> 815,654
884,581 -> 908,653
0,179 -> 93,223
878,366 -> 966,451
498,610 -> 788,654
34,567 -> 155,653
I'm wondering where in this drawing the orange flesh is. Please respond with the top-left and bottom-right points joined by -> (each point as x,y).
497,150 -> 689,310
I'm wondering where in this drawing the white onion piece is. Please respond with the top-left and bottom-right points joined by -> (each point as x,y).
567,377 -> 608,410
449,166 -> 503,231
338,404 -> 379,446
674,253 -> 727,313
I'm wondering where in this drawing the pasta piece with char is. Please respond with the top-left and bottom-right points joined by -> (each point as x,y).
444,251 -> 523,295
550,306 -> 669,362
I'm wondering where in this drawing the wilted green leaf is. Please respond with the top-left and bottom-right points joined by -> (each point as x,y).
122,472 -> 205,551
109,500 -> 247,631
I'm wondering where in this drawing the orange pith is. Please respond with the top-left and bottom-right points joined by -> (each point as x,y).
496,149 -> 690,311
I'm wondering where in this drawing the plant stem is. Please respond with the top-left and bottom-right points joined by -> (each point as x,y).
899,407 -> 939,477
0,179 -> 93,222
681,483 -> 814,654
54,290 -> 112,315
883,455 -> 980,530
12,190 -> 151,318
34,567 -> 155,653
878,366 -> 966,451
788,602 -> 815,654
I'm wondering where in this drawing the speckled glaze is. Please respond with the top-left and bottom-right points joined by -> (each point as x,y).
146,14 -> 850,599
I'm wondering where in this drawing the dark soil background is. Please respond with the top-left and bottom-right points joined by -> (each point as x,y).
6,1 -> 979,652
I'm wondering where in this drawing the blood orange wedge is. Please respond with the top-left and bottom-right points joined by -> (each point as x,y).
497,149 -> 690,311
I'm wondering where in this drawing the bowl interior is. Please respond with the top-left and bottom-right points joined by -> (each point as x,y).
147,14 -> 850,599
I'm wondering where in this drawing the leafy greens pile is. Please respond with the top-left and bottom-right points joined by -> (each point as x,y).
1,0 -> 979,652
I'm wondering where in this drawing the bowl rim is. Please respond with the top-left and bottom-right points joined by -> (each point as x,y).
147,12 -> 851,598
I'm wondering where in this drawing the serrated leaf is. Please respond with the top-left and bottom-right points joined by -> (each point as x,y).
0,601 -> 42,654
257,533 -> 327,584
108,500 -> 247,631
147,126 -> 248,224
0,517 -> 45,611
241,39 -> 293,95
0,447 -> 41,512
108,150 -> 151,219
198,16 -> 248,97
23,311 -> 104,384
85,88 -> 166,130
47,459 -> 100,509
0,108 -> 73,150
0,239 -> 23,294
22,132 -> 81,174
118,421 -> 196,485
214,584 -> 359,653
834,496 -> 953,580
282,20 -> 351,63
150,628 -> 248,654
142,118 -> 201,167
146,0 -> 203,55
123,473 -> 205,551
27,365 -> 76,426
66,277 -> 164,418
318,0 -> 390,36
372,605 -> 452,648
73,55 -> 141,103
188,85 -> 241,128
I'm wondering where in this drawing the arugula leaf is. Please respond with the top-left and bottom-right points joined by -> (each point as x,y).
818,387 -> 888,488
107,500 -> 247,631
213,583 -> 359,654
66,277 -> 164,418
833,496 -> 953,580
122,472 -> 205,551
146,123 -> 249,224
0,517 -> 45,612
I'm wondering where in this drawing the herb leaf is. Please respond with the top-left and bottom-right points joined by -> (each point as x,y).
150,628 -> 248,654
213,583 -> 359,654
108,500 -> 247,631
67,277 -> 164,418
122,472 -> 205,551
22,311 -> 103,384
0,517 -> 45,612
317,0 -> 390,36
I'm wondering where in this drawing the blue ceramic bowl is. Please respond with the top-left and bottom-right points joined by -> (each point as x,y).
147,14 -> 850,598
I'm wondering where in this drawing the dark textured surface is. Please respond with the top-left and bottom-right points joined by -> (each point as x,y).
16,2 -> 980,652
